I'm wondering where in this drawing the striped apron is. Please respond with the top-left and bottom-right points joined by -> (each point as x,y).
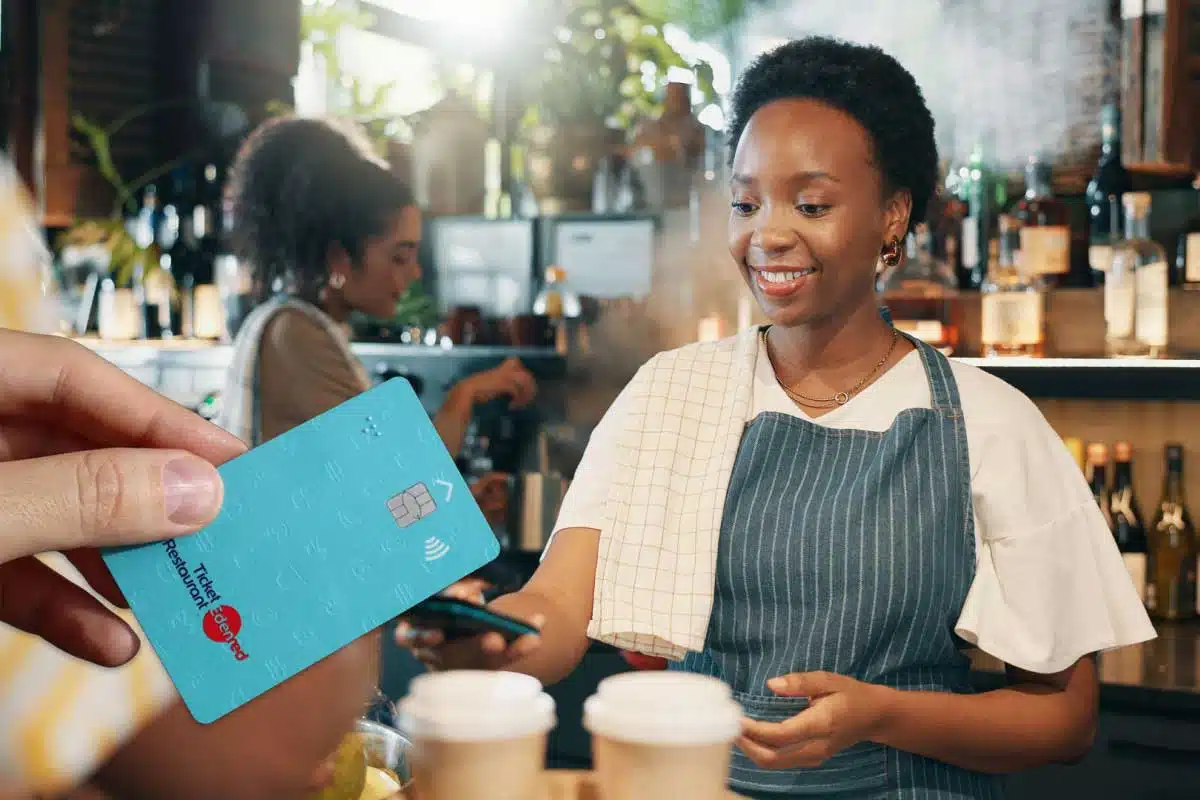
677,336 -> 1004,799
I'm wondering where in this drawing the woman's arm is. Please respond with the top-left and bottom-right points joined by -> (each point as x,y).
421,527 -> 599,687
872,657 -> 1098,773
742,656 -> 1098,775
433,385 -> 475,458
433,359 -> 536,458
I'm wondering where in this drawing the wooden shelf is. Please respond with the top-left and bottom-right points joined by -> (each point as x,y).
958,357 -> 1200,401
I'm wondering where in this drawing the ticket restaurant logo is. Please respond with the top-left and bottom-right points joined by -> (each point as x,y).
163,539 -> 250,661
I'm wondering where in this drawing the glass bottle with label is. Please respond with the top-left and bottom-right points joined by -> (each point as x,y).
1174,184 -> 1200,290
981,217 -> 1044,357
1148,444 -> 1196,620
957,137 -> 1001,291
876,223 -> 961,354
1111,441 -> 1149,605
1106,192 -> 1169,358
1014,155 -> 1073,286
1063,436 -> 1086,474
532,265 -> 582,354
1085,104 -> 1132,285
1085,442 -> 1112,524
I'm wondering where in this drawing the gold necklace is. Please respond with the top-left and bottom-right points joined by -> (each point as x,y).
763,327 -> 900,408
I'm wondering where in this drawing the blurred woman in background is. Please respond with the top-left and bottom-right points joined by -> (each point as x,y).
219,114 -> 536,519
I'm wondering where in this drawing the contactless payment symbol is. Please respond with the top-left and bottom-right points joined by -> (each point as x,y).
387,482 -> 437,529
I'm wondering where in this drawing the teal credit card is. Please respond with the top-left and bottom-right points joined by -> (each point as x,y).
102,378 -> 499,724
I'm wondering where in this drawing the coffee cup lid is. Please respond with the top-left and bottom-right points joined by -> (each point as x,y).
583,672 -> 741,745
397,670 -> 556,742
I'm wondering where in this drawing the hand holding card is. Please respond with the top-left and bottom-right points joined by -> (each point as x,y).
101,378 -> 500,723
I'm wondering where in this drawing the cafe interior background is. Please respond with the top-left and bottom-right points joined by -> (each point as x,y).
2,0 -> 1200,795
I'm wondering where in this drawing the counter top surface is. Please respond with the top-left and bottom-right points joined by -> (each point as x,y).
970,622 -> 1200,714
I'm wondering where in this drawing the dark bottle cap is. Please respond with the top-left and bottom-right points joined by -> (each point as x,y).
1165,443 -> 1184,466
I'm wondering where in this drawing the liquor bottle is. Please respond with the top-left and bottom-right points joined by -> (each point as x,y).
1105,192 -> 1168,358
1085,104 -> 1132,284
1014,154 -> 1074,286
1085,442 -> 1112,525
533,266 -> 582,354
981,218 -> 1044,357
876,223 -> 961,354
1111,441 -> 1149,604
1174,183 -> 1200,290
957,139 -> 999,290
1148,444 -> 1196,620
1064,437 -> 1086,474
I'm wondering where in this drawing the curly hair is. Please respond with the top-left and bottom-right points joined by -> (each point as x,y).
225,115 -> 415,302
726,37 -> 937,231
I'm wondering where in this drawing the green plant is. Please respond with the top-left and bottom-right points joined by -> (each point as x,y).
634,0 -> 764,39
64,104 -> 197,287
292,0 -> 411,155
390,282 -> 439,328
55,218 -> 157,289
511,0 -> 718,131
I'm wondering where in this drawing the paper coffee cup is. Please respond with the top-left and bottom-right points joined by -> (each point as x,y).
397,671 -> 555,800
584,672 -> 741,800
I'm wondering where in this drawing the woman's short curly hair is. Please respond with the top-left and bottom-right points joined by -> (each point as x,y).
225,115 -> 415,301
726,37 -> 938,230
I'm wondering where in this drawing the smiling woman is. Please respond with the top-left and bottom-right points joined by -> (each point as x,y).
396,37 -> 1154,800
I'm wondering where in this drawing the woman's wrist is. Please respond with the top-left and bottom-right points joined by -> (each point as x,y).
865,684 -> 904,745
442,383 -> 476,416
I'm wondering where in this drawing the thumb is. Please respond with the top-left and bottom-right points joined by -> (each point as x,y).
768,671 -> 838,698
0,448 -> 223,562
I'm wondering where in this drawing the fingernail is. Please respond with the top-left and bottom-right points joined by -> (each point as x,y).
163,457 -> 221,525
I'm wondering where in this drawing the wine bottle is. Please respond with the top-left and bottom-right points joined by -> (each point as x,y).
1175,183 -> 1200,290
1148,444 -> 1197,620
1085,443 -> 1112,527
1085,104 -> 1132,284
1014,155 -> 1075,287
1111,441 -> 1149,604
1105,192 -> 1169,358
1063,437 -> 1085,474
958,137 -> 999,291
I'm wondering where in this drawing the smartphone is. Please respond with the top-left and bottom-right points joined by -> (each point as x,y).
405,596 -> 538,643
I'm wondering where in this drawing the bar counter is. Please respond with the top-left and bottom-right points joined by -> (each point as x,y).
971,622 -> 1200,713
969,623 -> 1200,798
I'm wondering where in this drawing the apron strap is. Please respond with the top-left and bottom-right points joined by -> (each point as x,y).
910,338 -> 962,416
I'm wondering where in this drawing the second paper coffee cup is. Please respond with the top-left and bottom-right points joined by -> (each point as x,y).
584,671 -> 742,800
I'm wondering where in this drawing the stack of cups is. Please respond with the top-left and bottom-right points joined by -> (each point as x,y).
397,670 -> 556,800
584,672 -> 742,800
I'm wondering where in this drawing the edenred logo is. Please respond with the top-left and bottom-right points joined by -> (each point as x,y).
162,539 -> 250,663
203,605 -> 249,661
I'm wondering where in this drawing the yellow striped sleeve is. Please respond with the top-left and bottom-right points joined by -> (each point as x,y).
0,152 -> 60,335
0,557 -> 176,795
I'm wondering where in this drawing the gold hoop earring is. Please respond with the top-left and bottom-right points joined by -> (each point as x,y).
880,237 -> 903,268
328,272 -> 346,290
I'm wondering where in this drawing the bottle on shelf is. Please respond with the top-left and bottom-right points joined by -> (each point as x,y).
980,217 -> 1044,357
957,138 -> 1000,291
1085,442 -> 1112,525
1014,154 -> 1075,287
1063,437 -> 1086,474
532,265 -> 582,354
1085,104 -> 1132,284
1105,192 -> 1169,358
1148,443 -> 1196,620
876,223 -> 961,354
1111,441 -> 1149,605
1174,180 -> 1200,290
